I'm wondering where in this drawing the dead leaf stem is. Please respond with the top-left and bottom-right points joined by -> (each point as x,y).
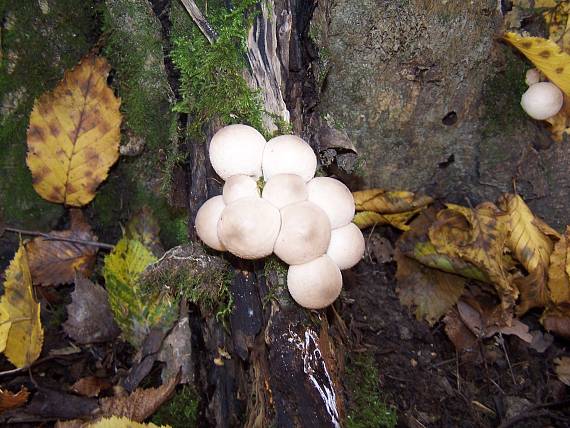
5,227 -> 114,250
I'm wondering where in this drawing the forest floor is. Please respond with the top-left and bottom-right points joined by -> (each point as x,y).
345,227 -> 570,428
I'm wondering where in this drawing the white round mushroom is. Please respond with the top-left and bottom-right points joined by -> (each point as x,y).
273,201 -> 331,265
209,124 -> 266,180
287,255 -> 342,309
525,68 -> 540,86
262,174 -> 308,209
520,81 -> 563,120
217,197 -> 281,259
223,174 -> 260,204
262,135 -> 317,182
326,222 -> 365,270
195,195 -> 226,251
306,177 -> 355,229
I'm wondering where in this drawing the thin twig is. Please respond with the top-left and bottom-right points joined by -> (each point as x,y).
497,332 -> 517,385
178,0 -> 218,43
0,355 -> 59,377
5,227 -> 114,250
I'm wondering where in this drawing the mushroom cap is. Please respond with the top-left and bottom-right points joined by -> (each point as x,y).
326,222 -> 365,270
195,195 -> 226,251
223,174 -> 260,204
520,81 -> 563,120
306,177 -> 355,229
262,135 -> 317,182
217,197 -> 281,259
287,255 -> 342,309
273,201 -> 331,265
209,124 -> 266,180
262,174 -> 308,209
525,68 -> 540,86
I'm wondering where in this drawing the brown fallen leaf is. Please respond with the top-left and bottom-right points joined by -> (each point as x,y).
395,251 -> 465,325
26,55 -> 121,207
498,194 -> 554,314
443,307 -> 478,356
26,210 -> 97,286
554,356 -> 570,386
547,226 -> 570,305
99,374 -> 179,421
542,303 -> 570,338
71,376 -> 113,398
63,274 -> 120,344
352,189 -> 433,213
0,387 -> 29,414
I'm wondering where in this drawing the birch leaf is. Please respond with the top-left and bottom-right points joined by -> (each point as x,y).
26,55 -> 121,207
0,245 -> 43,368
503,32 -> 570,96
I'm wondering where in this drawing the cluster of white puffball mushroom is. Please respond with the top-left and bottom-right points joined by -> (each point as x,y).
194,124 -> 365,310
520,68 -> 564,120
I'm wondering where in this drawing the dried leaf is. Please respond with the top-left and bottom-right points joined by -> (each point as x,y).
63,274 -> 120,344
443,307 -> 478,354
71,376 -> 112,398
395,251 -> 465,325
429,203 -> 516,315
353,210 -> 421,231
352,189 -> 433,213
547,226 -> 570,304
504,32 -> 570,96
498,194 -> 554,313
90,416 -> 169,427
158,313 -> 193,384
0,387 -> 29,414
542,303 -> 570,338
100,375 -> 178,421
26,209 -> 97,286
554,356 -> 570,386
0,245 -> 43,368
26,55 -> 121,206
125,207 -> 164,258
540,0 -> 570,52
103,238 -> 177,347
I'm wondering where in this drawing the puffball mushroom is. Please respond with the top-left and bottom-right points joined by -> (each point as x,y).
273,201 -> 331,265
287,255 -> 342,309
520,81 -> 564,120
525,68 -> 540,86
217,197 -> 281,259
262,135 -> 317,182
327,222 -> 365,270
209,124 -> 266,180
195,195 -> 226,251
262,174 -> 308,209
307,177 -> 355,229
223,174 -> 260,204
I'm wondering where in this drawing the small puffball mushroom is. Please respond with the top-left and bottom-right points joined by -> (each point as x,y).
217,197 -> 281,259
306,177 -> 355,229
525,68 -> 540,86
209,124 -> 266,180
195,195 -> 226,251
262,135 -> 317,182
520,81 -> 564,120
287,255 -> 342,309
223,174 -> 260,204
326,222 -> 365,270
273,201 -> 331,265
262,174 -> 308,209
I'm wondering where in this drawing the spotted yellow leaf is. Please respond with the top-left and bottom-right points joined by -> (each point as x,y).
504,32 -> 570,96
548,226 -> 570,305
0,245 -> 43,368
89,416 -> 170,428
26,55 -> 121,207
353,210 -> 421,231
352,189 -> 433,213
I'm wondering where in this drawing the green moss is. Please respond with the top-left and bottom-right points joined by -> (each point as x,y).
345,353 -> 397,428
170,0 -> 266,138
151,385 -> 199,428
0,0 -> 98,228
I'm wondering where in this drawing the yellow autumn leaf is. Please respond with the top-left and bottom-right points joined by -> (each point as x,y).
26,55 -> 121,207
548,226 -> 570,304
352,189 -> 433,213
353,209 -> 421,231
539,0 -> 570,52
0,245 -> 43,368
504,32 -> 570,96
89,416 -> 170,428
428,203 -> 517,314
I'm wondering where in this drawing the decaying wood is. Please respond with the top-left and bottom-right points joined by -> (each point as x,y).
178,0 -> 218,43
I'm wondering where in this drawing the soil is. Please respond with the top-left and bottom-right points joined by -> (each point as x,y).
343,227 -> 570,428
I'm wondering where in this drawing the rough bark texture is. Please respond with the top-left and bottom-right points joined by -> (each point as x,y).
314,0 -> 570,229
